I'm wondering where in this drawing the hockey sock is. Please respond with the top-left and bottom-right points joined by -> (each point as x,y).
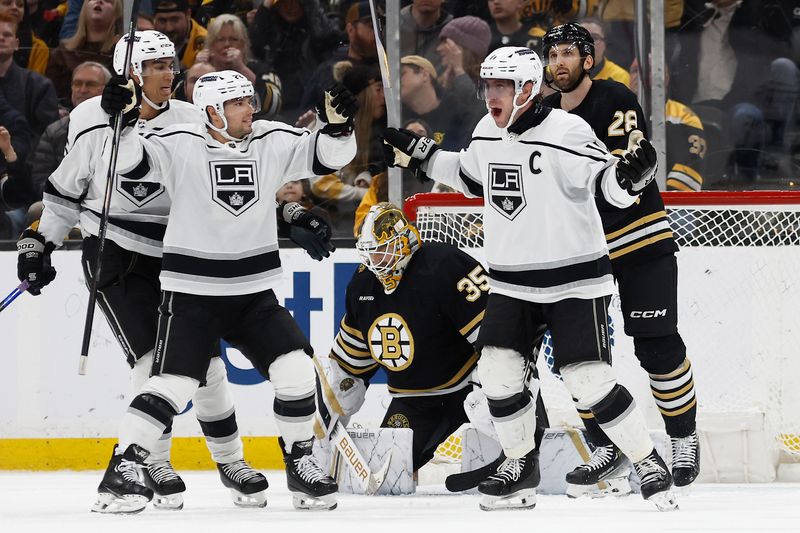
574,398 -> 614,447
195,357 -> 243,463
649,358 -> 697,438
119,393 -> 179,455
487,391 -> 537,459
274,393 -> 316,453
147,423 -> 173,463
590,384 -> 653,463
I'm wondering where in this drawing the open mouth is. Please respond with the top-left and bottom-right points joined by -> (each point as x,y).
490,107 -> 502,118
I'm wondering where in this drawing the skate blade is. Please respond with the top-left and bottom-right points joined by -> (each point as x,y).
566,476 -> 632,499
91,492 -> 149,514
153,492 -> 184,510
675,483 -> 693,497
648,489 -> 679,512
292,492 -> 337,511
479,488 -> 536,511
229,488 -> 267,508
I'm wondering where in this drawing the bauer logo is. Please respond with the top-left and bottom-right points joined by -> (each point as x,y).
488,163 -> 525,220
209,160 -> 259,215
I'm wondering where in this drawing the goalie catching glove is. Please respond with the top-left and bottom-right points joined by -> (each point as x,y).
382,127 -> 439,182
316,82 -> 358,137
100,75 -> 142,127
280,201 -> 335,261
615,130 -> 658,194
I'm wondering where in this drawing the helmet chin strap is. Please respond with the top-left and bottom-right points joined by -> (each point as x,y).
499,89 -> 535,133
207,106 -> 245,143
134,74 -> 169,112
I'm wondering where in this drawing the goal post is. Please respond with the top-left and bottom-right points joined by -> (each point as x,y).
406,191 -> 800,482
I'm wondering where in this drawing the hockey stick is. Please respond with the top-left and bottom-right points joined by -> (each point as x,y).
312,356 -> 391,495
0,281 -> 29,313
78,0 -> 141,375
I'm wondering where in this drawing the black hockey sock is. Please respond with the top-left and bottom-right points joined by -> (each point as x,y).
649,358 -> 697,438
574,398 -> 614,447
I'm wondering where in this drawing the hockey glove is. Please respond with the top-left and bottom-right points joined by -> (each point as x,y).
383,127 -> 439,183
16,229 -> 56,295
316,82 -> 358,137
100,75 -> 142,127
616,130 -> 658,194
281,201 -> 335,261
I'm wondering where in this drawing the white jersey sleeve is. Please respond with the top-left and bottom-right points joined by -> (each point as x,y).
39,100 -> 110,245
423,116 -> 489,198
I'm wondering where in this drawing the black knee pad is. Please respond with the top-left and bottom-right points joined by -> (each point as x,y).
130,393 -> 179,429
633,333 -> 687,375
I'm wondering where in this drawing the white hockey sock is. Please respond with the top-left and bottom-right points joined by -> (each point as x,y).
194,357 -> 243,464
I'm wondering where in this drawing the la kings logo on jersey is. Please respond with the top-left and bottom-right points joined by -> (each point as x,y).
488,163 -> 525,220
209,160 -> 259,216
117,180 -> 164,207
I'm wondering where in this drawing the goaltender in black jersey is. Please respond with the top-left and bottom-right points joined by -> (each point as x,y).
322,203 -> 486,470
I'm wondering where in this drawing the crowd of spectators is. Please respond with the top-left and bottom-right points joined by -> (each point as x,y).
0,0 -> 797,239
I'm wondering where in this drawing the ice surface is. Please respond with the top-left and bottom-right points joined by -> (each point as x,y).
0,471 -> 798,532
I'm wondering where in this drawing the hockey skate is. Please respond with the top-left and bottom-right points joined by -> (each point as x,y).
565,444 -> 632,498
477,449 -> 539,511
217,460 -> 269,508
633,450 -> 679,512
143,461 -> 186,510
282,438 -> 338,510
91,444 -> 153,514
670,431 -> 700,490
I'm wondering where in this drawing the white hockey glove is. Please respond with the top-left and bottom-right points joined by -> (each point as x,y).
383,127 -> 439,183
316,82 -> 358,137
615,130 -> 658,194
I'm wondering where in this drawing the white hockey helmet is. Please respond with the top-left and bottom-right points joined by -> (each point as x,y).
193,70 -> 255,140
356,202 -> 421,294
479,47 -> 543,126
113,30 -> 176,81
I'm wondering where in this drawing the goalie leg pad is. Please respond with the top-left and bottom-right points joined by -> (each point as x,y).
270,350 -> 317,451
195,356 -> 243,464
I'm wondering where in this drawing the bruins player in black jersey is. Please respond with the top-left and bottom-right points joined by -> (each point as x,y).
319,202 -> 546,474
541,23 -> 700,492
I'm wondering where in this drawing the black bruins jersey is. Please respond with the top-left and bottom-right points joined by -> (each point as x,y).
665,99 -> 706,192
329,243 -> 487,397
544,79 -> 679,268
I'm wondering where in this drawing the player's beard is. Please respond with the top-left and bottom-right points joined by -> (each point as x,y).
552,62 -> 587,93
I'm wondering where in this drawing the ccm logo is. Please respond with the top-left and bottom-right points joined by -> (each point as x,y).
338,437 -> 368,481
630,309 -> 667,318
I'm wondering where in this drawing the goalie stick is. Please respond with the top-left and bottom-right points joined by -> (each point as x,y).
312,356 -> 391,495
78,0 -> 141,375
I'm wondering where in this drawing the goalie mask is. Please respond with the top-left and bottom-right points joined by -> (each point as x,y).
356,202 -> 421,294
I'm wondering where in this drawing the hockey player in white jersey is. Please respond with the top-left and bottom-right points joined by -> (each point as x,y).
93,68 -> 358,511
16,31 -> 268,513
383,47 -> 677,512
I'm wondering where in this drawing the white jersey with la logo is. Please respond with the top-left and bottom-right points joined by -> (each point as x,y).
114,119 -> 356,296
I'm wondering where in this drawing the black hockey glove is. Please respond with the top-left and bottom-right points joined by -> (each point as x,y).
16,228 -> 56,295
383,127 -> 439,183
616,131 -> 658,194
100,75 -> 142,127
316,82 -> 358,137
281,201 -> 335,261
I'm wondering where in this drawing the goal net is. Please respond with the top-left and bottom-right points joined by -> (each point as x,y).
408,191 -> 800,482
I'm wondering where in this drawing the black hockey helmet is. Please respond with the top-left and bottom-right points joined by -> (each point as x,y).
541,22 -> 595,63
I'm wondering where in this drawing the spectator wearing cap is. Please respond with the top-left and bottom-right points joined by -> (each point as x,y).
153,0 -> 207,69
45,0 -> 121,106
195,14 -> 283,118
400,0 -> 452,74
31,61 -> 110,196
400,54 -> 475,151
487,0 -> 546,54
580,17 -> 629,88
436,15 -> 490,119
309,60 -> 386,237
0,19 -> 58,140
300,0 -> 378,114
248,0 -> 341,123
